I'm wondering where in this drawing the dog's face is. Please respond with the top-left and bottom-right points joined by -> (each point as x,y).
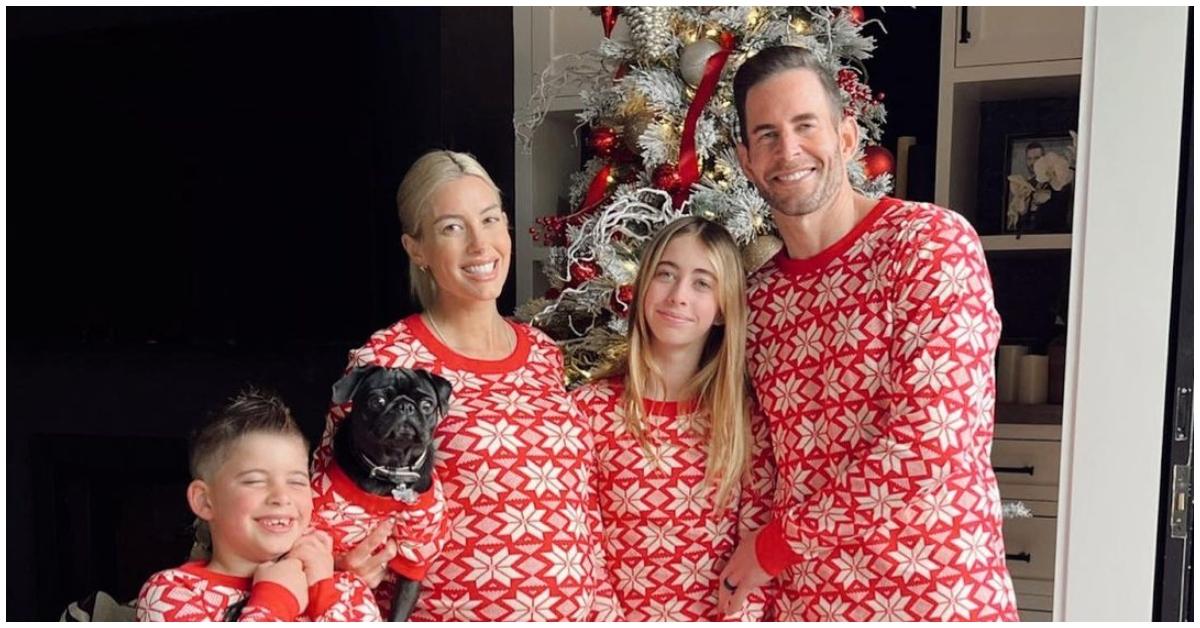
331,366 -> 451,467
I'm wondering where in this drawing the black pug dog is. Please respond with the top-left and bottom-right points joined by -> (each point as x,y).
325,365 -> 451,621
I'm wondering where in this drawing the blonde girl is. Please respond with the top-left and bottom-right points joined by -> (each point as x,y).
573,216 -> 776,621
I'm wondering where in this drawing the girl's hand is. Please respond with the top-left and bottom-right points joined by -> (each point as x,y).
717,527 -> 771,617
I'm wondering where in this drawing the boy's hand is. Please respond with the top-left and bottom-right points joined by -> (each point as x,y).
333,520 -> 396,588
253,557 -> 309,611
287,530 -> 335,586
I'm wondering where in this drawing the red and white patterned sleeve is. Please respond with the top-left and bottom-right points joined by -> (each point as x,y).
571,382 -> 625,622
734,405 -> 778,620
302,572 -> 382,621
754,212 -> 1001,575
136,569 -> 305,622
236,582 -> 304,621
136,569 -> 242,622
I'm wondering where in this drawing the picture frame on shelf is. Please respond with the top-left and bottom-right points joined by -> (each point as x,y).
1003,134 -> 1075,235
976,97 -> 1079,236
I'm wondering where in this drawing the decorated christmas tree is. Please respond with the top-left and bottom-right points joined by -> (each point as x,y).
515,6 -> 893,383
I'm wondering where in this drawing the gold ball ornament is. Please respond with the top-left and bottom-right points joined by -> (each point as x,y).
679,38 -> 723,88
622,112 -> 655,152
593,337 -> 630,378
742,234 -> 784,272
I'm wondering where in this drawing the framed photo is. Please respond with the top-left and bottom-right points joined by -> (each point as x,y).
1002,134 -> 1075,234
976,98 -> 1079,236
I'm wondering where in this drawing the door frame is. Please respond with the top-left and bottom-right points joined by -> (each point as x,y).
1056,6 -> 1190,620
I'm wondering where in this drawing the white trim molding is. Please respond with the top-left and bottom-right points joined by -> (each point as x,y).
1056,6 -> 1189,621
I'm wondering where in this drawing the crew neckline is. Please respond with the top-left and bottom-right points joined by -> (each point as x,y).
604,376 -> 700,416
405,313 -> 530,373
642,396 -> 701,417
180,560 -> 252,590
773,196 -> 902,276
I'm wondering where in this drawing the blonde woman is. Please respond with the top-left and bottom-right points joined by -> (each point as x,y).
311,150 -> 619,621
572,216 -> 776,620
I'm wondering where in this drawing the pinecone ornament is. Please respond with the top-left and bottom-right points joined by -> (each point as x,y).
625,6 -> 676,64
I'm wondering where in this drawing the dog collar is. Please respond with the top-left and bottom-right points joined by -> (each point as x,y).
358,448 -> 428,504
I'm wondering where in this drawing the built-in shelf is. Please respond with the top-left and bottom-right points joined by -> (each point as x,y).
981,234 -> 1072,252
946,59 -> 1082,85
996,403 -> 1063,425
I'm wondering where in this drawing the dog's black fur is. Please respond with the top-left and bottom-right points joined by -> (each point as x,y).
329,365 -> 451,621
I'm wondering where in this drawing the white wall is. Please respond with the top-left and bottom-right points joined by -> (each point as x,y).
1056,6 -> 1189,620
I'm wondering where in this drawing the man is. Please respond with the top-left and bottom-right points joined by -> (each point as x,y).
1024,141 -> 1046,180
717,46 -> 1019,621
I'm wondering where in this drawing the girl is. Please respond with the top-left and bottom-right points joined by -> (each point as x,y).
573,216 -> 776,621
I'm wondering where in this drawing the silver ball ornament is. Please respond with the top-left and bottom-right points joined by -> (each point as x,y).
679,38 -> 723,88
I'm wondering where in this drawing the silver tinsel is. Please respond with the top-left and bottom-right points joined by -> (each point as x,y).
1002,500 -> 1034,520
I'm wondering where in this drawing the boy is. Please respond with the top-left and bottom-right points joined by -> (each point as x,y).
136,390 -> 380,621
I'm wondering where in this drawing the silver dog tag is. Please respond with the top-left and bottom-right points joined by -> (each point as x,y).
391,485 -> 419,504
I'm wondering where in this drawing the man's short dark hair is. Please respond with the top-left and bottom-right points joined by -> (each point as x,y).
733,45 -> 844,145
188,388 -> 308,480
1026,142 -> 1045,153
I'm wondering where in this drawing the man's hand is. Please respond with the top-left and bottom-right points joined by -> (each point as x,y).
287,530 -> 335,586
253,557 -> 310,611
333,520 -> 396,588
717,527 -> 772,617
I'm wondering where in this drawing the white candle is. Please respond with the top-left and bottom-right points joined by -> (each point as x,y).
1018,354 -> 1050,405
996,345 -> 1029,403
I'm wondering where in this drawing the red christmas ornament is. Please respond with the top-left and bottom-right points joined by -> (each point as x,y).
544,287 -> 562,300
862,145 -> 895,178
600,6 -> 620,38
569,260 -> 600,286
588,126 -> 619,158
846,6 -> 866,24
652,163 -> 684,195
610,284 -> 635,317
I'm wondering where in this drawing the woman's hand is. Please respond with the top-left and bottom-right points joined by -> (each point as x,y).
333,520 -> 397,588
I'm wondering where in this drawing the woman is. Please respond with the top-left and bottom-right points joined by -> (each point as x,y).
310,150 -> 618,621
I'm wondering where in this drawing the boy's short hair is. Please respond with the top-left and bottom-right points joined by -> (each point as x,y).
188,388 -> 309,480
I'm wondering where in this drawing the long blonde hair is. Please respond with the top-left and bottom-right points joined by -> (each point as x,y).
395,150 -> 501,309
622,216 -> 751,509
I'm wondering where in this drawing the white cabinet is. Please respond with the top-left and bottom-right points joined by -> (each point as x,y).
994,423 -> 1062,619
953,6 -> 1085,68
